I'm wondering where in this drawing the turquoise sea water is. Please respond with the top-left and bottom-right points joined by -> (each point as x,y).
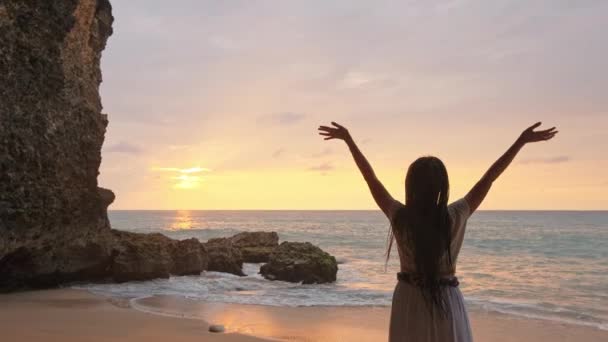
77,210 -> 608,330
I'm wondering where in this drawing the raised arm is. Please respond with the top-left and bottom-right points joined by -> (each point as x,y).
465,122 -> 558,213
318,122 -> 396,216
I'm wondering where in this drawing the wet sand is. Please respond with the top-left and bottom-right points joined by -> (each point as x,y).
1,289 -> 607,342
0,289 -> 269,342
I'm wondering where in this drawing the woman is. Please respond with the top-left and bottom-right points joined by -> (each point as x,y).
318,121 -> 557,342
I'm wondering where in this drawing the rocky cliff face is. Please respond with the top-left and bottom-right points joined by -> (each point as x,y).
0,0 -> 116,290
0,0 -> 211,290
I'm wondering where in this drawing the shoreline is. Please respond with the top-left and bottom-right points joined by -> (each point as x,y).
1,289 -> 607,342
0,288 -> 271,342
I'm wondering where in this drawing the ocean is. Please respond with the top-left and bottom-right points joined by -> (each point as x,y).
76,210 -> 608,331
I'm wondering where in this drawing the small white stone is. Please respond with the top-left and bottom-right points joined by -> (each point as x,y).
209,324 -> 225,333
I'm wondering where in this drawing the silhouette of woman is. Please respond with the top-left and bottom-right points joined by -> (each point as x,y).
318,121 -> 557,342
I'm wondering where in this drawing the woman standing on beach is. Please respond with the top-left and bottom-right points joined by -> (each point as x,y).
318,121 -> 557,342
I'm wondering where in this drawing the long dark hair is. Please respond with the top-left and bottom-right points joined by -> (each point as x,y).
386,156 -> 453,315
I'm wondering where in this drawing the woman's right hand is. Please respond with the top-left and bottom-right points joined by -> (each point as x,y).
518,122 -> 558,144
318,122 -> 352,142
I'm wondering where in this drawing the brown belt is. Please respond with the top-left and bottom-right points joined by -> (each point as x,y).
397,272 -> 460,287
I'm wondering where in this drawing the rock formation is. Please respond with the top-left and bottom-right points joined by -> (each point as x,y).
231,231 -> 279,263
0,0 -> 116,290
207,231 -> 279,264
204,238 -> 245,276
203,231 -> 279,276
111,232 -> 208,282
260,242 -> 338,284
0,0 -> 210,290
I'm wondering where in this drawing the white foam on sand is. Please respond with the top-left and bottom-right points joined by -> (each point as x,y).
76,263 -> 392,307
74,263 -> 608,331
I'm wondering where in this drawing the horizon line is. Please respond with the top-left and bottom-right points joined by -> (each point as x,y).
108,209 -> 608,212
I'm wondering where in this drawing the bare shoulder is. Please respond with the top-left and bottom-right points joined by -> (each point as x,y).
448,198 -> 472,219
388,199 -> 406,223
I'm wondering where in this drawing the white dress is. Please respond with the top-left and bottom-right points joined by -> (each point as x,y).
388,198 -> 473,342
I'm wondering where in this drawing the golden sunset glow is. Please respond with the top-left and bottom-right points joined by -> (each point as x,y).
152,166 -> 209,189
172,174 -> 202,189
155,167 -> 210,174
169,210 -> 194,230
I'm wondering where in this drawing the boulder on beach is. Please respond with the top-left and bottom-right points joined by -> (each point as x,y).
110,231 -> 208,282
171,238 -> 209,276
204,238 -> 245,276
259,242 -> 338,284
230,232 -> 279,263
111,232 -> 174,282
0,231 -> 114,290
208,324 -> 225,333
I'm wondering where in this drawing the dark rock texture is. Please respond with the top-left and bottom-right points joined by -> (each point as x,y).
111,232 -> 208,282
202,231 -> 279,275
0,0 -> 116,290
230,231 -> 279,263
110,232 -> 174,282
204,238 -> 245,276
260,242 -> 338,284
171,238 -> 209,276
0,0 -> 209,291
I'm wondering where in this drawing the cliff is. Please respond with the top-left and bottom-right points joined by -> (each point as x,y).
0,0 -> 117,290
0,0 -> 210,290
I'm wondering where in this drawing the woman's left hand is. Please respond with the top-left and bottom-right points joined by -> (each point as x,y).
318,122 -> 351,141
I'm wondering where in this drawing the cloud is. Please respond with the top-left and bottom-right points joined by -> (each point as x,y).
520,156 -> 571,165
309,162 -> 334,172
153,167 -> 210,173
260,112 -> 306,125
167,144 -> 194,151
310,147 -> 333,158
338,71 -> 398,90
171,174 -> 203,189
105,141 -> 143,155
550,180 -> 608,189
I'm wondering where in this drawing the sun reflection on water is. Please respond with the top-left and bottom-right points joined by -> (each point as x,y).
169,210 -> 194,230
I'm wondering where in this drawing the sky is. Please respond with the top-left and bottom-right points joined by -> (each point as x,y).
99,0 -> 608,210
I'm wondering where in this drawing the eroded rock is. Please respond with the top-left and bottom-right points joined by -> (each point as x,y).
259,242 -> 338,284
0,0 -> 115,290
230,232 -> 279,263
0,229 -> 113,289
172,238 -> 208,276
110,231 -> 173,282
110,231 -> 208,282
204,238 -> 245,276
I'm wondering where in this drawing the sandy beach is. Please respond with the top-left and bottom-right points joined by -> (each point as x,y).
0,289 -> 268,342
1,289 -> 606,342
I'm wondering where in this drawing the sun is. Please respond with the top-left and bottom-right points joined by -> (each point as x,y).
152,166 -> 209,189
172,174 -> 203,189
